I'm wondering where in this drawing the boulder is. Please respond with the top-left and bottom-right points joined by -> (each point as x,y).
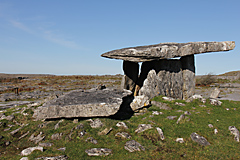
101,41 -> 235,62
33,88 -> 132,120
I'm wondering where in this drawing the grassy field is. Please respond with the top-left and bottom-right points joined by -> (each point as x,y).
0,96 -> 239,159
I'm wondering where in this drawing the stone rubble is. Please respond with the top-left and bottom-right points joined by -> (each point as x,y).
28,132 -> 45,144
115,132 -> 131,139
116,122 -> 128,129
85,148 -> 112,156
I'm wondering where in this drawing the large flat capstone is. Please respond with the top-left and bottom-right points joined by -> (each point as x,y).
33,88 -> 132,120
101,41 -> 235,62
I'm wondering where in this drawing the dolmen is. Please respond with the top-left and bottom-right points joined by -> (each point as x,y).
101,41 -> 235,99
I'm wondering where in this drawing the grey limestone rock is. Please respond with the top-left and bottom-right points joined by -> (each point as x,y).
176,138 -> 184,143
33,88 -> 132,120
190,132 -> 210,146
210,88 -> 221,99
209,99 -> 222,106
98,127 -> 112,135
28,132 -> 45,144
116,122 -> 128,129
85,137 -> 98,144
90,119 -> 103,128
39,142 -> 54,147
130,95 -> 150,112
85,148 -> 112,156
228,126 -> 239,142
101,41 -> 235,62
115,132 -> 131,139
151,101 -> 172,110
135,124 -> 152,133
21,146 -> 43,156
35,155 -> 68,160
156,127 -> 165,140
124,140 -> 145,152
51,133 -> 63,140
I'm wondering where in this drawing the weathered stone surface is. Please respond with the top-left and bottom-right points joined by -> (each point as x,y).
139,60 -> 183,99
21,146 -> 43,156
124,140 -> 145,152
228,126 -> 239,142
90,119 -> 103,128
135,124 -> 152,133
115,132 -> 131,139
210,88 -> 221,99
190,132 -> 210,146
130,95 -> 150,111
156,127 -> 165,140
101,41 -> 235,62
181,55 -> 195,99
116,122 -> 128,129
209,99 -> 222,106
121,61 -> 139,92
85,148 -> 112,156
33,88 -> 132,120
98,128 -> 112,135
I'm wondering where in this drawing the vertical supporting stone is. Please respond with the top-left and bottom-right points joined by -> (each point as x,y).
121,61 -> 139,93
180,55 -> 195,100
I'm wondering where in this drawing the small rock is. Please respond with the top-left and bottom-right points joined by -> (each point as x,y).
176,138 -> 184,143
29,132 -> 45,144
124,140 -> 145,152
54,119 -> 64,130
39,142 -> 53,147
226,108 -> 229,111
214,129 -> 218,134
85,137 -> 98,144
5,115 -> 14,121
115,132 -> 131,139
90,119 -> 103,128
75,124 -> 84,130
228,126 -> 239,142
78,130 -> 87,137
199,105 -> 206,107
175,102 -> 186,106
51,133 -> 63,140
184,111 -> 191,115
38,123 -> 48,128
116,122 -> 128,129
21,146 -> 43,156
5,141 -> 10,146
35,155 -> 68,160
152,111 -> 161,115
135,124 -> 152,133
210,88 -> 220,99
85,148 -> 112,156
73,119 -> 78,123
208,124 -> 214,128
57,147 -> 66,152
167,116 -> 177,120
19,131 -> 30,140
156,127 -> 164,140
209,99 -> 222,106
162,96 -> 175,101
151,101 -> 172,110
190,132 -> 210,146
176,114 -> 185,124
98,128 -> 112,135
10,125 -> 24,135
130,95 -> 150,112
20,157 -> 28,160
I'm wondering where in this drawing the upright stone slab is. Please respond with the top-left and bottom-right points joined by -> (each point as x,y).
121,61 -> 139,93
139,59 -> 183,99
181,55 -> 195,100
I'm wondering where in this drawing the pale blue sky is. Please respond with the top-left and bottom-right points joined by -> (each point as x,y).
0,0 -> 239,75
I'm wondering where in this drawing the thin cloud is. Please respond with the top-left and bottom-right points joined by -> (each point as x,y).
9,19 -> 83,50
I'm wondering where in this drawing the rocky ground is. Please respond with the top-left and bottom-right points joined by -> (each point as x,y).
0,72 -> 239,159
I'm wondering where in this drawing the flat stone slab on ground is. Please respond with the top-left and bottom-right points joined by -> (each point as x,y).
33,88 -> 132,120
